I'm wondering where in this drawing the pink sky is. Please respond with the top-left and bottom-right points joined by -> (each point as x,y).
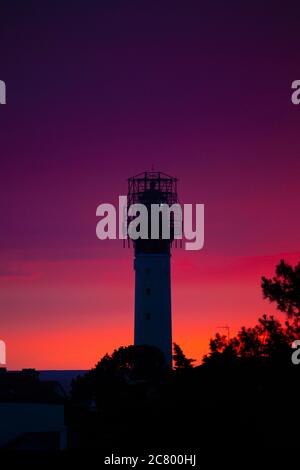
1,2 -> 300,369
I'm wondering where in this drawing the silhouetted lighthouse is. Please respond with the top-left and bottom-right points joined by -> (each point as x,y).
127,171 -> 178,367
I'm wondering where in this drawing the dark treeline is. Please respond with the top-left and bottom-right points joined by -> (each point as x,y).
67,260 -> 300,451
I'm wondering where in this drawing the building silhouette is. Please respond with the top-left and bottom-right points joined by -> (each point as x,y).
0,368 -> 66,450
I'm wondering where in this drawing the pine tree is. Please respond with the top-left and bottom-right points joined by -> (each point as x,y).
173,343 -> 195,370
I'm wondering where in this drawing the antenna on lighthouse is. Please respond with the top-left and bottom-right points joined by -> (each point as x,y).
217,325 -> 230,341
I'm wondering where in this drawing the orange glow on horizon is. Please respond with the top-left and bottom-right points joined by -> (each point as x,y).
2,251 -> 298,370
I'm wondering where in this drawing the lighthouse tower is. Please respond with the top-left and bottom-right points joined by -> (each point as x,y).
127,171 -> 178,367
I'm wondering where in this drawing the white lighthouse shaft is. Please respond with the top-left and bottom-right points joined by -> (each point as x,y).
134,253 -> 172,367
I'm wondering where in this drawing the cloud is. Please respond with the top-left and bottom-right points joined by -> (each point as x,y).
0,266 -> 35,279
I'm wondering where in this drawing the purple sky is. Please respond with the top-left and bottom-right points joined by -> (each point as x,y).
0,1 -> 300,368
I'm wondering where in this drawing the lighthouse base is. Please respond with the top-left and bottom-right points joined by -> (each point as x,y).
134,253 -> 172,367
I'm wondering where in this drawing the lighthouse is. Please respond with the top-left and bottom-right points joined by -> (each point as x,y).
127,171 -> 178,367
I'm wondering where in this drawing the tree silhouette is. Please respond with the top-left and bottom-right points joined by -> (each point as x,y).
173,343 -> 195,370
204,259 -> 300,364
261,259 -> 300,317
203,313 -> 300,365
71,344 -> 167,403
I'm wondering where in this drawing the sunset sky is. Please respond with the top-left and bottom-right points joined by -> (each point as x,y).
1,1 -> 300,369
